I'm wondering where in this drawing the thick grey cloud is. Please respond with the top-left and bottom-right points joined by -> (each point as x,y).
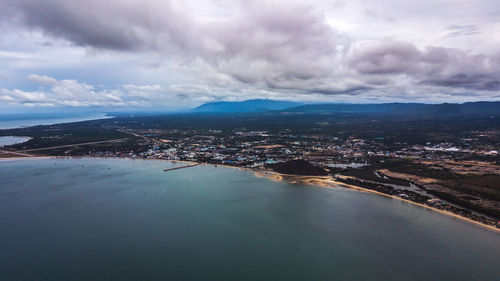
1,0 -> 499,108
1,0 -> 349,92
350,40 -> 500,91
1,0 -> 192,52
350,41 -> 421,75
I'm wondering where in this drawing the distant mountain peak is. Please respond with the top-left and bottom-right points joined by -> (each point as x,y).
192,99 -> 304,113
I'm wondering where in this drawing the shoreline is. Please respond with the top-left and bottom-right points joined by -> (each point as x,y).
251,170 -> 500,233
0,114 -> 112,130
2,155 -> 499,233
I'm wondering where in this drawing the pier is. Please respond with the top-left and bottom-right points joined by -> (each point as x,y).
163,163 -> 200,172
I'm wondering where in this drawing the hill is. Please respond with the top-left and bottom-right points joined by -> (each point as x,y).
267,160 -> 328,176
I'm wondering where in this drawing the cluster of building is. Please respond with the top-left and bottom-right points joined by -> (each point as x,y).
88,128 -> 498,169
103,128 -> 387,167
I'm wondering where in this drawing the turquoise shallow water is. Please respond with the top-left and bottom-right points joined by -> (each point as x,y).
0,158 -> 499,281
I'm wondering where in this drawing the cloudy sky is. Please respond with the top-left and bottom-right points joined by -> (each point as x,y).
1,0 -> 499,111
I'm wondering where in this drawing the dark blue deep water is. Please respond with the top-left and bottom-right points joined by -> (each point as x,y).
0,158 -> 499,281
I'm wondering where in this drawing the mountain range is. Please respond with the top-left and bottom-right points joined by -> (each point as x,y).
192,100 -> 500,116
192,99 -> 304,113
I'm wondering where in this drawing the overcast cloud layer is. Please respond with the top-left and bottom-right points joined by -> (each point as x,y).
1,0 -> 499,109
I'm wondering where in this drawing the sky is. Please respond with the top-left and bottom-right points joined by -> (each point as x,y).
1,0 -> 499,112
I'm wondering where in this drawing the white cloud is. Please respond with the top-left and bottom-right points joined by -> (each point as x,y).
2,75 -> 136,107
28,74 -> 58,85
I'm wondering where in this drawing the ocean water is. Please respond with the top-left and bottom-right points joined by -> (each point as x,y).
0,136 -> 31,147
0,158 -> 498,281
0,113 -> 111,129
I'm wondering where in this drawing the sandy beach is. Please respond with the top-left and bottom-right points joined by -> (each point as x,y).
252,169 -> 500,233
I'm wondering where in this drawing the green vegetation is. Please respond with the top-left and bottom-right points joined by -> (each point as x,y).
268,160 -> 328,176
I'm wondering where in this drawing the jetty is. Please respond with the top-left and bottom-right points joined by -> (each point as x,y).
163,163 -> 200,172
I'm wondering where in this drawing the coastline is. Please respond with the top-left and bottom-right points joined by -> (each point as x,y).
0,155 -> 52,162
252,169 -> 500,233
0,113 -> 112,130
2,155 -> 499,233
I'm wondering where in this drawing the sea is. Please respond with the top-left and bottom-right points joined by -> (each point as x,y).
0,158 -> 499,281
0,112 -> 111,129
0,136 -> 31,147
0,113 -> 111,147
